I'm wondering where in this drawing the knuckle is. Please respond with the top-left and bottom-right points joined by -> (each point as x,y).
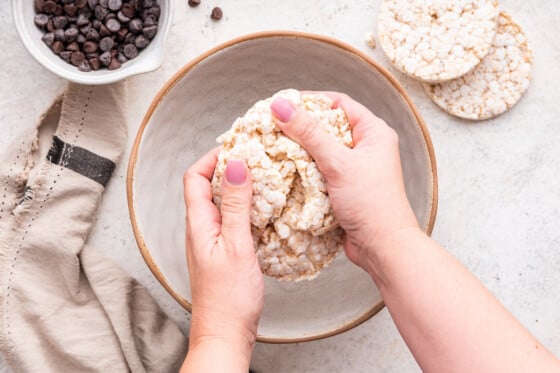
296,117 -> 320,144
220,193 -> 248,215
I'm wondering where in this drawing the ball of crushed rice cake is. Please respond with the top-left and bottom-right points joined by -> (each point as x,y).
211,89 -> 353,281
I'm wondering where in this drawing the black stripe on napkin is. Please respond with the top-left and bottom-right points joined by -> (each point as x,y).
46,136 -> 115,187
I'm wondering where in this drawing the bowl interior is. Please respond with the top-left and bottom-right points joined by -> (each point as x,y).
13,0 -> 170,84
131,34 -> 436,342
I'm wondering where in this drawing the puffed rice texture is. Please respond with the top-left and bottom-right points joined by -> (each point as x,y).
378,0 -> 500,82
212,89 -> 353,281
424,11 -> 533,120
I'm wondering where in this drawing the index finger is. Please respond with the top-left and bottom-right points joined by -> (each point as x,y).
183,147 -> 220,208
302,91 -> 389,146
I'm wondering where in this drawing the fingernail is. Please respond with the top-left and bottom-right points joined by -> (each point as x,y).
225,159 -> 247,185
271,97 -> 295,122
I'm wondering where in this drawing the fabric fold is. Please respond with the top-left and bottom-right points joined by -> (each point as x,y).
0,82 -> 186,373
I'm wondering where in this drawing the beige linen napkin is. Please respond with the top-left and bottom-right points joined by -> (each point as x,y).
0,83 -> 187,372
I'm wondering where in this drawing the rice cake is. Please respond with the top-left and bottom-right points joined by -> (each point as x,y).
424,11 -> 533,120
378,0 -> 500,83
212,89 -> 353,281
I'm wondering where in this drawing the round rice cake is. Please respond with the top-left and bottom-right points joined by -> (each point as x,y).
378,0 -> 500,82
212,89 -> 353,281
424,12 -> 533,120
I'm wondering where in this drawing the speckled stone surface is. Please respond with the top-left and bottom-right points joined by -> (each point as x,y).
1,0 -> 559,371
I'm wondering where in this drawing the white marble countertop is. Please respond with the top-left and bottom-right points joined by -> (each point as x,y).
2,0 -> 559,371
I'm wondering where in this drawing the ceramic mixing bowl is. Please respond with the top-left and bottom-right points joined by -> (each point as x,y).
127,31 -> 438,343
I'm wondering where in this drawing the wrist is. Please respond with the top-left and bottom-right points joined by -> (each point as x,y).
188,307 -> 257,363
182,335 -> 253,373
363,226 -> 427,286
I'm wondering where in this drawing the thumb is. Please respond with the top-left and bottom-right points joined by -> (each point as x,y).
271,97 -> 346,179
220,159 -> 253,246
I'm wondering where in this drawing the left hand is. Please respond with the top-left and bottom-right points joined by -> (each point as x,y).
182,148 -> 264,368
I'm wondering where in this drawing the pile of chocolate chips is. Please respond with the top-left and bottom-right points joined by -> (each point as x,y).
34,0 -> 160,72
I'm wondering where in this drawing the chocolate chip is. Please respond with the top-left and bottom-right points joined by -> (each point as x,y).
54,29 -> 66,42
78,60 -> 92,71
142,4 -> 160,19
99,24 -> 112,37
131,0 -> 143,12
117,27 -> 128,41
108,0 -> 122,11
117,10 -> 130,23
121,3 -> 135,17
99,0 -> 109,7
134,34 -> 149,48
52,16 -> 67,29
75,0 -> 88,8
88,0 -> 99,8
76,14 -> 90,26
70,51 -> 85,66
51,40 -> 64,54
107,58 -> 121,70
92,19 -> 101,29
42,1 -> 58,14
123,43 -> 138,59
105,18 -> 120,32
83,41 -> 98,53
143,0 -> 155,8
210,6 -> 222,21
46,19 -> 55,32
79,25 -> 91,35
99,51 -> 111,66
89,57 -> 101,70
63,4 -> 77,17
128,18 -> 143,34
117,52 -> 128,63
123,33 -> 135,44
54,5 -> 64,16
41,32 -> 55,46
188,0 -> 200,7
86,28 -> 100,41
85,52 -> 99,59
66,41 -> 80,51
35,0 -> 46,12
76,34 -> 87,44
142,25 -> 157,39
95,5 -> 110,20
34,14 -> 50,29
143,14 -> 156,27
78,6 -> 92,18
64,27 -> 79,42
99,36 -> 114,51
59,51 -> 72,62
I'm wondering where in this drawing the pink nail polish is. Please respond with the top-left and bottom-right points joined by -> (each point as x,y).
271,97 -> 295,122
225,159 -> 247,185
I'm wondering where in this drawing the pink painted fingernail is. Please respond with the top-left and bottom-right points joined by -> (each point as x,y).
225,159 -> 247,185
271,97 -> 295,122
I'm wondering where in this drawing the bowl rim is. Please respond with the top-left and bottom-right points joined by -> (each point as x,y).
126,30 -> 439,344
12,0 -> 172,85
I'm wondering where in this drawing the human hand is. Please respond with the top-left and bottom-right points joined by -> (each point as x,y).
182,149 -> 264,371
271,92 -> 420,275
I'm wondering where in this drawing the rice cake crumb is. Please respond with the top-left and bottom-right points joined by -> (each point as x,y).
212,89 -> 353,281
365,32 -> 377,49
424,12 -> 533,120
378,0 -> 500,83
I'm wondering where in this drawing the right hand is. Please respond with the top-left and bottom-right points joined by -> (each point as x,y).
271,92 -> 420,273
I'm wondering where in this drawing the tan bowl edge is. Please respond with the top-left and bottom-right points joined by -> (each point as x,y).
126,30 -> 439,344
